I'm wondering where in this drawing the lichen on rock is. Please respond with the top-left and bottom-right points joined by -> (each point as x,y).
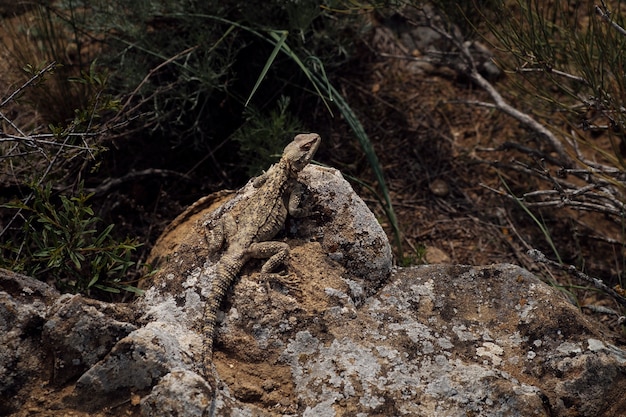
2,166 -> 626,416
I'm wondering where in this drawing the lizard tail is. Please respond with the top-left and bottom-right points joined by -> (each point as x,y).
202,257 -> 241,377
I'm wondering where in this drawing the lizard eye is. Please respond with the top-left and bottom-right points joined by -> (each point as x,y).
286,133 -> 320,171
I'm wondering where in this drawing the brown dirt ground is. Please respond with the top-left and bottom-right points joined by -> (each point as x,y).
340,15 -> 626,340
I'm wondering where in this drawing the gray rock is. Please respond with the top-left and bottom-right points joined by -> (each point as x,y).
3,163 -> 626,416
298,166 -> 393,295
0,269 -> 59,414
42,294 -> 138,385
72,321 -> 200,410
132,261 -> 626,416
140,369 -> 213,417
0,268 -> 145,414
206,263 -> 625,416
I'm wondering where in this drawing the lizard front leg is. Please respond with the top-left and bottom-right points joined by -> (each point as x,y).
205,219 -> 225,253
205,213 -> 238,253
287,182 -> 314,218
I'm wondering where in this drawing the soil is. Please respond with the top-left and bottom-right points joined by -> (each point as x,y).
1,2 -> 626,416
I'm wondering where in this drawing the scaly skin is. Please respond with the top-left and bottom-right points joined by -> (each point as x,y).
201,133 -> 321,376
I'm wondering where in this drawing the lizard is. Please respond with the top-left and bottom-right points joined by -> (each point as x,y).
200,132 -> 321,376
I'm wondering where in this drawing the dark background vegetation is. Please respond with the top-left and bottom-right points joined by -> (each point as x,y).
1,0 -> 625,337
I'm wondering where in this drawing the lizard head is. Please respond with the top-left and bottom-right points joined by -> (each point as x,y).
283,133 -> 321,173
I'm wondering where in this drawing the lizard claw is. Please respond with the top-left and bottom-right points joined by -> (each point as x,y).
259,271 -> 301,293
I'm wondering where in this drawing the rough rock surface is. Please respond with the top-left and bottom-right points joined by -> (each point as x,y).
147,165 -> 393,298
1,166 -> 626,416
0,269 -> 59,415
43,294 -> 138,386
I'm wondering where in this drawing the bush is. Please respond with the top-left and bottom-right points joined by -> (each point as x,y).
0,0 -> 405,294
1,183 -> 142,295
0,26 -> 140,297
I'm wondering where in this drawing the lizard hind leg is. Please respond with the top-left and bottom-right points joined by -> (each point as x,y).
248,241 -> 290,273
248,241 -> 300,290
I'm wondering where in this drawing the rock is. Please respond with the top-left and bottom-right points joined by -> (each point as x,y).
0,269 -> 59,415
42,294 -> 138,386
3,164 -> 626,416
140,370 -> 213,417
165,262 -> 623,416
136,260 -> 626,416
277,264 -> 626,416
297,166 -> 393,294
428,178 -> 450,197
424,245 -> 451,263
0,268 -> 144,415
141,164 -> 390,342
69,316 -> 210,413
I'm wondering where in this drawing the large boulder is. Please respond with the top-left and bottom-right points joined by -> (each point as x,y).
1,166 -> 625,416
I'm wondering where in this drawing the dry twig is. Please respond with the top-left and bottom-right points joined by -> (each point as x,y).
528,249 -> 626,308
417,8 -> 574,166
595,2 -> 626,38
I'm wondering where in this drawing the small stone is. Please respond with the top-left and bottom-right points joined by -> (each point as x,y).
429,178 -> 450,197
424,246 -> 451,264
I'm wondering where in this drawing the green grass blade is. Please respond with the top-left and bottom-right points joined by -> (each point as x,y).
275,42 -> 401,255
270,32 -> 334,115
165,12 -> 401,255
303,66 -> 401,255
498,172 -> 562,264
245,30 -> 288,107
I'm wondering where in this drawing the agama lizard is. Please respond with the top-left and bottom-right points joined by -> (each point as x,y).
201,133 -> 321,375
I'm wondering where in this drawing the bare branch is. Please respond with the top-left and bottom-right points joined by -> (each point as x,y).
595,4 -> 626,37
116,45 -> 199,118
516,67 -> 588,84
85,169 -> 189,196
0,62 -> 57,109
479,156 -> 626,220
422,9 -> 574,166
0,133 -> 97,150
528,249 -> 626,308
466,65 -> 573,166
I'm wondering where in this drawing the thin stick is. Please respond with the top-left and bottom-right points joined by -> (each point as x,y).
85,168 -> 189,195
528,249 -> 626,308
595,4 -> 626,38
116,45 -> 198,117
516,67 -> 588,84
0,62 -> 57,109
422,11 -> 574,166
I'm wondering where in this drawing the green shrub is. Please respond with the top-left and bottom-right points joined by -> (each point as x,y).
1,183 -> 142,295
0,34 -> 139,297
2,0 -> 404,263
